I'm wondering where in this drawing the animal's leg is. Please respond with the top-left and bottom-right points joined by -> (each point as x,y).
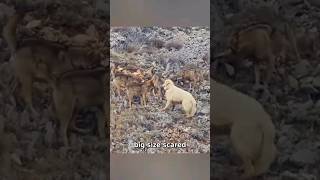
192,81 -> 197,92
182,100 -> 192,118
254,64 -> 261,86
240,158 -> 255,179
153,88 -> 157,97
285,23 -> 301,62
104,102 -> 110,135
125,90 -> 130,107
111,84 -> 117,97
20,77 -> 39,117
48,103 -> 56,120
253,64 -> 263,90
9,77 -> 18,95
161,100 -> 172,111
171,104 -> 175,111
142,95 -> 147,106
231,123 -> 261,179
265,55 -> 276,87
140,95 -> 144,106
128,95 -> 133,109
116,86 -> 121,97
189,83 -> 192,91
62,102 -> 74,147
142,94 -> 147,107
253,144 -> 277,177
54,91 -> 74,146
96,108 -> 106,140
157,87 -> 161,97
232,136 -> 256,179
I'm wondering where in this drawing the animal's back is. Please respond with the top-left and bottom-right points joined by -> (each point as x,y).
170,85 -> 192,101
127,85 -> 143,96
56,73 -> 104,107
236,28 -> 272,59
212,79 -> 277,177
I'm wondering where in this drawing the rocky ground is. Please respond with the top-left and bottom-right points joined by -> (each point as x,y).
110,27 -> 210,153
212,0 -> 320,179
0,1 -> 109,179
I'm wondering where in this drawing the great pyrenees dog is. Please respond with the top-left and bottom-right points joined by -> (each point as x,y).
161,79 -> 197,118
211,78 -> 277,178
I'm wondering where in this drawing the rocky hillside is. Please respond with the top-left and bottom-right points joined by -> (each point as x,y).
110,27 -> 210,153
212,0 -> 320,179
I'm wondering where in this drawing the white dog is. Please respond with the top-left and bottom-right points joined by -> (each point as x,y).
161,79 -> 197,118
211,78 -> 277,178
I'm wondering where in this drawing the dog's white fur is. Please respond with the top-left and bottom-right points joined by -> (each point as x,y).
211,78 -> 277,178
161,79 -> 196,117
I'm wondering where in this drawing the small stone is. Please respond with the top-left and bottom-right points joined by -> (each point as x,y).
290,149 -> 318,165
71,34 -> 95,45
312,75 -> 320,88
314,100 -> 320,109
296,100 -> 314,111
200,106 -> 210,114
293,60 -> 311,78
26,20 -> 42,29
281,171 -> 300,180
300,76 -> 313,84
288,75 -> 299,89
311,64 -> 320,76
86,25 -> 98,38
0,3 -> 14,18
224,63 -> 235,76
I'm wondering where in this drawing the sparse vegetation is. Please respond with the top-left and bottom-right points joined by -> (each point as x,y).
212,0 -> 320,179
110,27 -> 210,153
